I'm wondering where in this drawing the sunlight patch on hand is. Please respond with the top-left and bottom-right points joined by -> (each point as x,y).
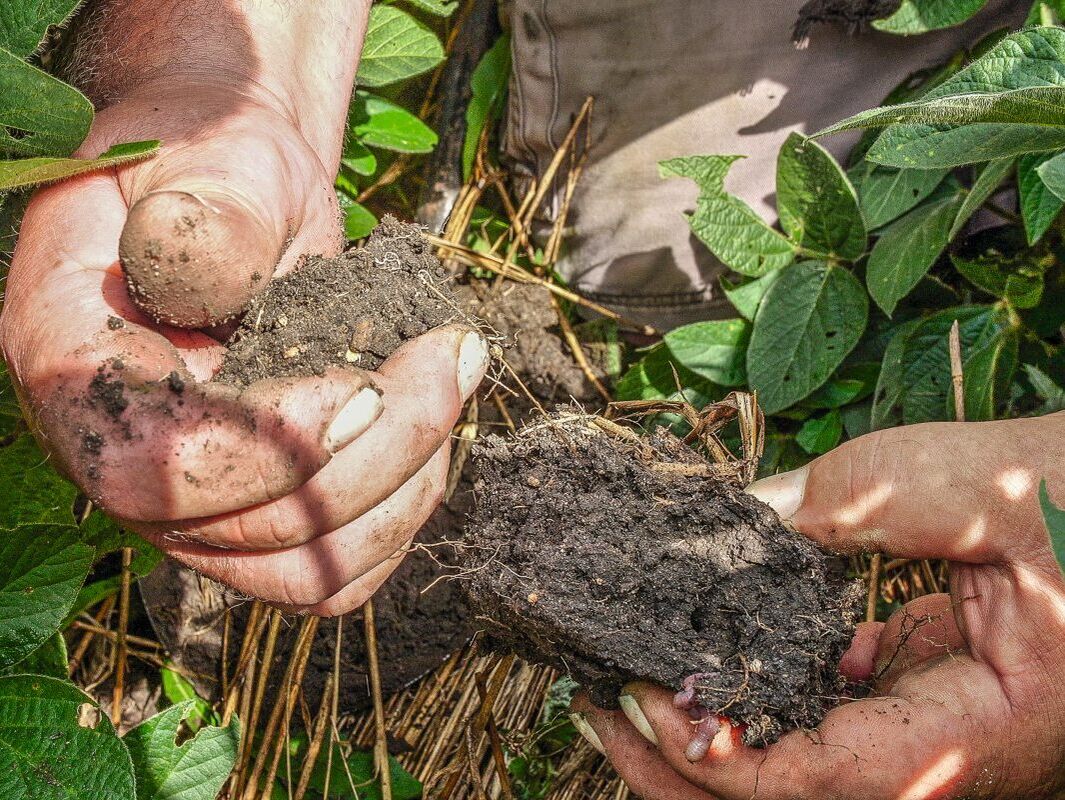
833,482 -> 893,527
997,468 -> 1033,501
896,749 -> 965,800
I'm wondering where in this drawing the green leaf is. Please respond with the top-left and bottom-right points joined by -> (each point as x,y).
0,523 -> 93,668
720,268 -> 783,321
776,133 -> 866,260
872,0 -> 989,34
1018,152 -> 1064,243
803,363 -> 879,409
0,140 -> 160,191
388,0 -> 458,16
662,319 -> 750,388
661,155 -> 796,276
1025,363 -> 1065,411
308,748 -> 421,800
357,5 -> 445,88
1027,0 -> 1065,25
855,164 -> 948,230
1,631 -> 67,678
949,321 -> 1019,421
796,410 -> 843,455
0,675 -> 135,799
80,510 -> 163,577
0,0 -> 82,58
615,344 -> 716,404
747,261 -> 869,414
0,47 -> 93,157
949,158 -> 1015,240
0,434 -> 76,528
871,318 -> 923,430
350,91 -> 437,153
866,182 -> 965,315
1035,148 -> 1065,202
340,196 -> 378,240
899,306 -> 1011,423
463,34 -> 511,180
125,701 -> 240,800
951,225 -> 1051,309
342,140 -> 378,176
1041,479 -> 1065,573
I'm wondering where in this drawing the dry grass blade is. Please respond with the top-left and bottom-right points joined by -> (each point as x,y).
237,609 -> 283,779
364,599 -> 393,800
866,553 -> 882,623
111,546 -> 133,729
949,319 -> 965,423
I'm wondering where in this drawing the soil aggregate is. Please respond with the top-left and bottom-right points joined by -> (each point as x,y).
464,414 -> 863,745
215,215 -> 466,386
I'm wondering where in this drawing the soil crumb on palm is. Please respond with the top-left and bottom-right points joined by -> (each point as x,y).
216,216 -> 466,386
464,413 -> 862,745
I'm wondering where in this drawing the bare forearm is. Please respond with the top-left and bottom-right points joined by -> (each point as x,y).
61,0 -> 370,161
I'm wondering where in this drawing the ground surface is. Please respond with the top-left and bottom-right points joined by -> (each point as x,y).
464,415 -> 863,745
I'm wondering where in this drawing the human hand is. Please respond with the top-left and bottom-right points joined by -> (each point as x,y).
571,415 -> 1065,799
0,0 -> 489,615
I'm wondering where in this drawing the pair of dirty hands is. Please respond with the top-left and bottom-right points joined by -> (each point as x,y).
3,78 -> 1064,800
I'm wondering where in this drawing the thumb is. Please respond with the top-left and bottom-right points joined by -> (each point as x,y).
119,188 -> 282,328
747,418 -> 1062,565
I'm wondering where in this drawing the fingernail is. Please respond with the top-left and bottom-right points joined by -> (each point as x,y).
747,465 -> 808,522
325,387 -> 383,451
568,712 -> 605,754
457,330 -> 488,399
619,694 -> 658,746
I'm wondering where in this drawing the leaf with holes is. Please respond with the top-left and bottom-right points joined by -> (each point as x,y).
0,46 -> 93,157
0,140 -> 159,191
0,0 -> 82,58
776,133 -> 866,260
854,163 -> 948,230
0,523 -> 93,668
1018,152 -> 1064,244
747,261 -> 869,414
125,701 -> 239,800
356,5 -> 445,88
0,675 -> 135,799
350,91 -> 437,153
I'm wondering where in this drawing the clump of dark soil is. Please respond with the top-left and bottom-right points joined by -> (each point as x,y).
464,414 -> 862,745
216,216 -> 467,386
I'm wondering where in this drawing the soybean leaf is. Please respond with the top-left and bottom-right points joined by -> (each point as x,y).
661,155 -> 796,276
1027,0 -> 1065,25
900,305 -> 1009,423
949,158 -> 1015,240
662,319 -> 750,388
79,509 -> 162,577
866,181 -> 965,315
387,0 -> 458,16
776,133 -> 866,260
615,344 -> 716,403
871,318 -> 923,430
0,631 -> 66,678
0,523 -> 93,668
873,0 -> 989,34
747,261 -> 869,414
125,701 -> 240,800
0,675 -> 135,800
1025,363 -> 1065,412
803,363 -> 879,409
0,46 -> 93,157
350,91 -> 437,153
0,434 -> 77,528
796,409 -> 843,455
1042,480 -> 1065,572
1036,149 -> 1065,202
1018,152 -> 1064,243
342,140 -> 377,176
0,140 -> 160,191
855,163 -> 948,230
951,225 -> 1050,308
357,5 -> 445,88
308,748 -> 422,800
720,268 -> 783,321
339,195 -> 378,240
463,33 -> 511,180
0,0 -> 82,58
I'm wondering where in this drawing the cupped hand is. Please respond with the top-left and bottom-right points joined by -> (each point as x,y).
572,415 -> 1065,799
0,78 -> 488,615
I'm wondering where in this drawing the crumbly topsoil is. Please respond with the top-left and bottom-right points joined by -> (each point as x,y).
215,215 -> 465,386
464,415 -> 862,745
